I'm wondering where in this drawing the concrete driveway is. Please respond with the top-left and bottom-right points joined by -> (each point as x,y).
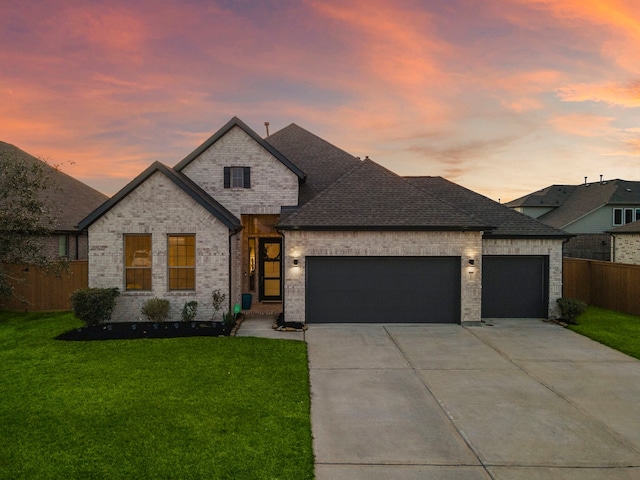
306,320 -> 640,480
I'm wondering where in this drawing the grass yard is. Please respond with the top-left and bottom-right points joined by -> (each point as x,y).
569,306 -> 640,360
0,311 -> 314,479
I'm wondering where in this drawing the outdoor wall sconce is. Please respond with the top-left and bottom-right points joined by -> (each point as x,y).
468,259 -> 475,266
293,259 -> 299,266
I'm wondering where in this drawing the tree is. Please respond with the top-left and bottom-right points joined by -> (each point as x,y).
0,149 -> 59,300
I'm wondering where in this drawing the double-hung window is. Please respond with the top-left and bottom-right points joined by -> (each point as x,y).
614,208 -> 640,226
224,167 -> 251,189
125,235 -> 152,290
168,235 -> 195,290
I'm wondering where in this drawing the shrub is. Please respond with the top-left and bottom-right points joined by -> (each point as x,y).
181,301 -> 198,322
141,298 -> 171,322
557,297 -> 588,324
224,311 -> 237,330
70,288 -> 120,326
212,288 -> 226,318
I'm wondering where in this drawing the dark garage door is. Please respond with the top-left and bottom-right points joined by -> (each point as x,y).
482,255 -> 549,318
306,256 -> 460,323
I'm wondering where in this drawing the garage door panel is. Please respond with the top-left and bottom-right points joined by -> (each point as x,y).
481,256 -> 548,318
306,257 -> 460,323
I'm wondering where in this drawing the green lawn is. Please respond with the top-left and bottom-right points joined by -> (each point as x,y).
0,311 -> 314,479
569,306 -> 640,360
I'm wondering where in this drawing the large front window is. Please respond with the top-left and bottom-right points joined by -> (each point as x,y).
125,235 -> 152,290
168,235 -> 195,290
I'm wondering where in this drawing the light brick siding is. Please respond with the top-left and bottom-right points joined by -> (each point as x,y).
88,172 -> 231,322
612,234 -> 640,265
283,230 -> 483,324
38,233 -> 88,260
180,126 -> 299,217
482,238 -> 564,318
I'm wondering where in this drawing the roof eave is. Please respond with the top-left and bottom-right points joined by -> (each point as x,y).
174,116 -> 306,180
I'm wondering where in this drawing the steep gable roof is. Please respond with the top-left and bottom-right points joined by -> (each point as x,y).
406,176 -> 570,238
507,179 -> 640,229
278,159 -> 492,231
0,141 -> 108,232
174,116 -> 305,180
78,162 -> 240,231
265,123 -> 361,205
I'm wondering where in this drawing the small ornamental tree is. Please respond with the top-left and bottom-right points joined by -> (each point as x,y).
0,148 -> 59,302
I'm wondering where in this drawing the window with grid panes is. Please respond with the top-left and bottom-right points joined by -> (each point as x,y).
168,235 -> 195,290
125,235 -> 152,290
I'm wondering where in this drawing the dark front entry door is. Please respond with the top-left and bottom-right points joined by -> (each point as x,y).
259,238 -> 282,301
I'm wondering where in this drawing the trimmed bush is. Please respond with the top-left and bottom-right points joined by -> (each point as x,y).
70,288 -> 120,326
557,297 -> 588,324
224,311 -> 237,330
181,301 -> 198,322
141,297 -> 171,322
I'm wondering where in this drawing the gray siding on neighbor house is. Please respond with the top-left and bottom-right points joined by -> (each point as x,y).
87,171 -> 231,322
283,230 -> 483,324
563,205 -> 618,233
179,125 -> 299,217
482,238 -> 563,318
516,206 -> 554,219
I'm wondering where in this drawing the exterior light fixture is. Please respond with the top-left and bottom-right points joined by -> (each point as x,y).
468,259 -> 475,266
293,259 -> 299,266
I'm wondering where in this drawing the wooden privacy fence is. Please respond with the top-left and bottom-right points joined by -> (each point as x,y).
1,261 -> 88,311
563,258 -> 640,316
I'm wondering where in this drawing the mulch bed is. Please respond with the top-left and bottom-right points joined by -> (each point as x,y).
56,321 -> 229,341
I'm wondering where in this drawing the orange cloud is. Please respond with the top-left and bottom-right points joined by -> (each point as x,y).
556,82 -> 640,107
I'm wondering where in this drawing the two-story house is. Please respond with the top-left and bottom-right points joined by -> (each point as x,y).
506,178 -> 640,260
79,117 -> 569,324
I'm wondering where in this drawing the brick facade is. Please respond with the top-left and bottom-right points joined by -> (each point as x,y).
282,230 -> 484,324
612,234 -> 640,265
88,172 -> 231,322
180,126 -> 299,217
482,238 -> 564,318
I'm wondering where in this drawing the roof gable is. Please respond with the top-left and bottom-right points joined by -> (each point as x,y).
406,176 -> 570,238
174,117 -> 305,180
78,162 -> 240,231
279,160 -> 492,231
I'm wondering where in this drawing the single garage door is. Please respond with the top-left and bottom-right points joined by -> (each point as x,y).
482,255 -> 549,318
306,256 -> 460,323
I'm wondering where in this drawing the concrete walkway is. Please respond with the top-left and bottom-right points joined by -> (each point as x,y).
307,320 -> 640,480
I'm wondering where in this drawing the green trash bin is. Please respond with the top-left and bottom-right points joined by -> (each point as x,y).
241,293 -> 252,310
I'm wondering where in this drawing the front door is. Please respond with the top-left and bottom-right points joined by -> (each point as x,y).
259,238 -> 282,301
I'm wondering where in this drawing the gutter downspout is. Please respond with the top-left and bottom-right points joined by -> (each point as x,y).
611,234 -> 616,263
229,227 -> 242,316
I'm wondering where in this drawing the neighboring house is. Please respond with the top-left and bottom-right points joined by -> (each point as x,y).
0,141 -> 108,260
609,220 -> 640,265
506,178 -> 640,261
79,117 -> 569,324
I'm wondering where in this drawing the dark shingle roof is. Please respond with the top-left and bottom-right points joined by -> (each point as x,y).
609,219 -> 640,234
174,116 -> 305,180
507,180 -> 640,229
278,160 -> 492,231
0,141 -> 108,232
406,176 -> 570,238
265,124 -> 361,205
78,162 -> 240,231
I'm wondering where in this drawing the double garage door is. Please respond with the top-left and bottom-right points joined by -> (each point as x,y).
306,257 -> 461,324
305,255 -> 549,323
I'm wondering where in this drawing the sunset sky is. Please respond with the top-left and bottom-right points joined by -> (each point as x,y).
2,0 -> 639,202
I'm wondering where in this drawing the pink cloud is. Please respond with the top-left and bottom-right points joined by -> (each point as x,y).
556,81 -> 640,107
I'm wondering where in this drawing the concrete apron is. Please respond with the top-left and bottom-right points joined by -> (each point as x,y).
307,320 -> 640,480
